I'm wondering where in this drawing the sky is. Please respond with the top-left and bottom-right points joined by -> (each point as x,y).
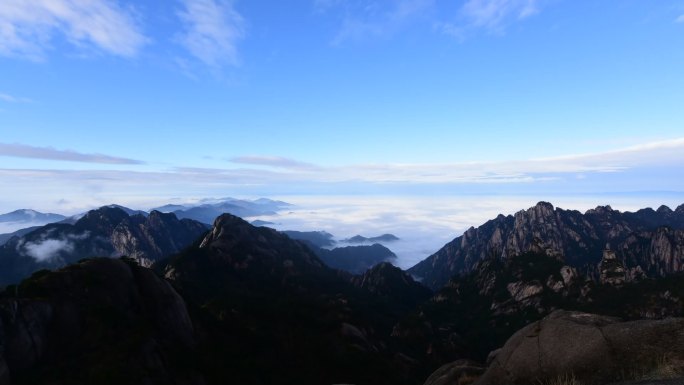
1,0 -> 684,258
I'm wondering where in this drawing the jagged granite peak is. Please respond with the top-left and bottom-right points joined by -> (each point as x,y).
74,206 -> 131,234
409,202 -> 684,290
163,213 -> 326,285
0,207 -> 208,285
110,210 -> 208,267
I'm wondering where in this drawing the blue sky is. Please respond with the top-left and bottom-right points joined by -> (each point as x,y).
1,0 -> 684,215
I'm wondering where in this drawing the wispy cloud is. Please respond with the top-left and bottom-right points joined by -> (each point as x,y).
176,0 -> 246,68
0,0 -> 148,60
230,156 -> 321,171
439,0 -> 542,38
321,0 -> 435,44
0,92 -> 32,103
0,143 -> 144,164
462,0 -> 539,29
677,14 -> 684,23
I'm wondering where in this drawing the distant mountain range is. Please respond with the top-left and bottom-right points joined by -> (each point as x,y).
0,209 -> 66,224
152,197 -> 292,224
281,230 -> 399,273
282,230 -> 336,248
409,201 -> 684,290
0,206 -> 208,285
343,234 -> 400,244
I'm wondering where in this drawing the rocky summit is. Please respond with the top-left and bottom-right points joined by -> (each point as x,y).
409,202 -> 684,290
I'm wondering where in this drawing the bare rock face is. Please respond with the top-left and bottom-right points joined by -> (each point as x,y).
506,281 -> 544,302
474,310 -> 684,385
409,202 -> 684,290
110,210 -> 207,267
423,359 -> 485,385
600,246 -> 626,285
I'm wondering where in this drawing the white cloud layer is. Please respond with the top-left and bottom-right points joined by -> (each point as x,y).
0,143 -> 144,164
176,0 -> 245,67
0,0 -> 147,59
0,137 -> 682,215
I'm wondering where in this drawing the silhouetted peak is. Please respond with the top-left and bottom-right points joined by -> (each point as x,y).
657,205 -> 673,214
586,205 -> 615,215
534,201 -> 554,210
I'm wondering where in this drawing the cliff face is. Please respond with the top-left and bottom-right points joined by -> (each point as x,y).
409,202 -> 684,290
110,210 -> 208,267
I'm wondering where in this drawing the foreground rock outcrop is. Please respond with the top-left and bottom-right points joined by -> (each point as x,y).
474,310 -> 684,385
0,258 -> 201,385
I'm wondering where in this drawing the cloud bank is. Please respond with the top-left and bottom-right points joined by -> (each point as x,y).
0,137 -> 682,215
0,143 -> 144,164
18,231 -> 89,262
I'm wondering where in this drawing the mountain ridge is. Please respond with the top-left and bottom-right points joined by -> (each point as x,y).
409,201 -> 684,290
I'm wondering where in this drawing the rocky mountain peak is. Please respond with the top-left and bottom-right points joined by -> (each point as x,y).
585,204 -> 617,216
166,213 -> 326,284
657,205 -> 673,214
351,261 -> 432,308
409,202 -> 684,290
74,206 -> 130,234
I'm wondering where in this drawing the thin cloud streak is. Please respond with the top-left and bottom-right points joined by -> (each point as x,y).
176,0 -> 246,68
325,0 -> 435,44
0,92 -> 32,103
677,14 -> 684,23
0,0 -> 148,60
0,143 -> 144,165
229,155 -> 321,171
